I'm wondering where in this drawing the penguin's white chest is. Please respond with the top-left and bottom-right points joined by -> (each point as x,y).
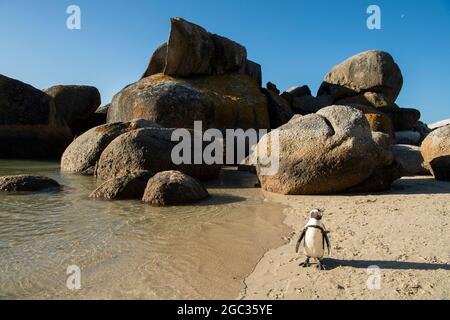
304,228 -> 324,258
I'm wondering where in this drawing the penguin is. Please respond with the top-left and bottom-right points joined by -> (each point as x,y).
295,209 -> 331,270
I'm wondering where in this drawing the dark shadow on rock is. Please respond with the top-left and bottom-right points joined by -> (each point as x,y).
322,258 -> 450,271
204,168 -> 260,190
430,156 -> 450,181
317,82 -> 359,100
344,177 -> 450,196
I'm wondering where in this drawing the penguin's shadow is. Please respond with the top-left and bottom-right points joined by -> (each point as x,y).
322,258 -> 450,271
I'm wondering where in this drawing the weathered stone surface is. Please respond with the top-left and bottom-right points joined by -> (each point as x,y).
262,88 -> 293,129
95,127 -> 222,181
244,60 -> 262,87
344,103 -> 420,135
163,18 -> 247,77
292,94 -> 333,115
61,120 -> 160,174
421,126 -> 450,180
318,51 -> 403,103
142,43 -> 168,79
395,131 -> 422,146
0,74 -> 73,158
164,18 -> 215,76
345,161 -> 402,194
142,171 -> 209,206
74,112 -> 107,136
391,144 -> 430,176
142,18 -> 262,84
107,73 -> 270,130
372,131 -> 392,150
414,121 -> 432,142
44,85 -> 101,136
338,103 -> 395,137
335,92 -> 392,109
210,34 -> 247,75
256,105 -> 399,195
96,104 -> 110,114
364,111 -> 395,138
89,171 -> 154,200
379,107 -> 421,131
0,175 -> 60,192
286,85 -> 312,98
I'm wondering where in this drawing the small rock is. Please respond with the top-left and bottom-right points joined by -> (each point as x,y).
0,175 -> 60,192
142,171 -> 209,206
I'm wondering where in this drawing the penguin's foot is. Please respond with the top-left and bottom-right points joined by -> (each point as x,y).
300,258 -> 311,268
317,260 -> 327,271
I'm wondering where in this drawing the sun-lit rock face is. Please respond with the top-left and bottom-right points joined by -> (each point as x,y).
107,73 -> 270,130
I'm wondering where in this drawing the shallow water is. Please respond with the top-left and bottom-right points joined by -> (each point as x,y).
0,160 -> 287,300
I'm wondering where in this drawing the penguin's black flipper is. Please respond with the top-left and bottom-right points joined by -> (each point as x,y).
323,232 -> 331,255
296,229 -> 306,253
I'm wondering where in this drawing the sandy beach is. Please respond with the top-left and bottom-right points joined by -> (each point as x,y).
241,177 -> 450,300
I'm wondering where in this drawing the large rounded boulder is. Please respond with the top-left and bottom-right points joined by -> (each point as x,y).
318,50 -> 403,103
95,127 -> 222,181
256,105 -> 400,195
44,85 -> 101,136
107,73 -> 270,130
61,119 -> 160,175
421,126 -> 450,180
0,74 -> 73,158
142,171 -> 209,206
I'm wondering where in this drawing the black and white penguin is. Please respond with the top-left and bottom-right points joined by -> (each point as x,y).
295,209 -> 331,270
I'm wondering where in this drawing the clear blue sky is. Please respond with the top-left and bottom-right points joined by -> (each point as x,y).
1,0 -> 449,123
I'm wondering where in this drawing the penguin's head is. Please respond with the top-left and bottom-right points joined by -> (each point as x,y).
310,209 -> 323,220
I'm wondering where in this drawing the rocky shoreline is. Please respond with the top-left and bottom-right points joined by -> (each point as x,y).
2,17 -> 449,204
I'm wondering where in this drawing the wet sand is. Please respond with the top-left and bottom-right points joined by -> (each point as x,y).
241,177 -> 450,300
